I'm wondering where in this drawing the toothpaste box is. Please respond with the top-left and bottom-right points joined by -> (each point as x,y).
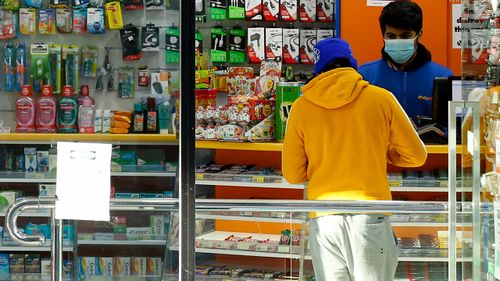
113,257 -> 130,277
24,147 -> 37,172
299,0 -> 316,22
25,254 -> 41,273
39,184 -> 56,197
37,151 -> 49,173
78,256 -> 96,278
0,254 -> 9,274
130,257 -> 147,276
280,0 -> 297,21
95,257 -> 113,278
41,259 -> 51,275
146,257 -> 162,279
48,148 -> 57,173
150,215 -> 165,240
94,232 -> 114,240
127,227 -> 151,240
9,254 -> 24,273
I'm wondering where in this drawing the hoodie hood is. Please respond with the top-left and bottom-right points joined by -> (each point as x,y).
301,67 -> 368,110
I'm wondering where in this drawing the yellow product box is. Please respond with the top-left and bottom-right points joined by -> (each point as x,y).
104,1 -> 123,30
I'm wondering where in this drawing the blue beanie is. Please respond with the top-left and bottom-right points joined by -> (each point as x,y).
313,38 -> 358,74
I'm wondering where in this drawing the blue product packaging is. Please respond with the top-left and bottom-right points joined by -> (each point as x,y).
87,8 -> 105,34
4,42 -> 15,91
25,0 -> 41,8
15,42 -> 27,91
63,224 -> 74,240
0,254 -> 9,274
63,259 -> 73,277
24,222 -> 37,235
37,223 -> 51,238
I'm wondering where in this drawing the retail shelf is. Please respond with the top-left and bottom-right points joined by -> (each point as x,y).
390,187 -> 472,192
0,133 -> 177,145
0,209 -> 51,217
304,251 -> 472,262
78,240 -> 166,246
0,171 -> 175,182
111,171 -> 176,177
196,141 -> 283,152
0,242 -> 73,252
170,246 -> 302,259
196,213 -> 305,224
196,180 -> 305,189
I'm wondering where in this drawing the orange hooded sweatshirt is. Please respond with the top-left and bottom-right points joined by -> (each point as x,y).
283,68 -> 427,217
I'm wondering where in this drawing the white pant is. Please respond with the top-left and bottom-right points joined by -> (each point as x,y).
309,214 -> 398,281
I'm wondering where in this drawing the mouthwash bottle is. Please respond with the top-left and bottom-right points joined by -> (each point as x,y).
78,98 -> 95,134
57,85 -> 78,133
36,85 -> 57,133
16,85 -> 35,133
145,97 -> 159,134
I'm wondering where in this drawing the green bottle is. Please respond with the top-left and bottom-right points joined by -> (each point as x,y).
57,85 -> 78,133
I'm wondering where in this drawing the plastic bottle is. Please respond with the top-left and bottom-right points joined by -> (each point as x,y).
57,85 -> 78,133
78,98 -> 95,133
16,85 -> 35,133
132,103 -> 144,133
145,97 -> 158,134
94,109 -> 103,133
77,85 -> 95,106
102,110 -> 111,133
35,85 -> 57,133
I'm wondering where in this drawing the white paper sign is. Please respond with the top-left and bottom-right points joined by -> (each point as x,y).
452,4 -> 462,49
367,0 -> 393,7
55,142 -> 112,221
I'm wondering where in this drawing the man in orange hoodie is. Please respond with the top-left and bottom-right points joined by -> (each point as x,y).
283,38 -> 427,281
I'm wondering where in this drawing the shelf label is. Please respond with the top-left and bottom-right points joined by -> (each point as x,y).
236,242 -> 252,251
252,176 -> 265,183
55,142 -> 112,221
195,173 -> 204,180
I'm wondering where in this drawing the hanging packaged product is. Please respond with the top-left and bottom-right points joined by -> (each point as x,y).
20,8 -> 36,35
247,27 -> 265,64
73,9 -> 87,33
62,45 -> 80,92
317,0 -> 333,22
15,42 -> 28,91
195,29 -> 203,55
283,28 -> 299,64
463,29 -> 489,65
280,0 -> 297,21
88,0 -> 102,7
24,0 -> 41,9
165,26 -> 180,63
299,29 -> 316,64
117,67 -> 135,98
30,43 -> 51,92
4,42 -> 16,92
82,45 -> 98,78
56,9 -> 72,33
4,0 -> 20,11
104,1 -> 123,30
120,24 -> 141,60
195,0 -> 206,22
211,27 -> 228,63
141,23 -> 160,52
49,44 -> 62,94
245,0 -> 262,20
145,0 -> 163,10
0,10 -> 17,39
210,0 -> 227,20
299,0 -> 315,22
124,0 -> 143,10
490,29 -> 500,65
263,0 -> 279,21
72,0 -> 89,8
150,72 -> 169,95
87,7 -> 105,34
95,49 -> 113,93
317,29 -> 333,42
229,27 -> 246,64
49,0 -> 69,8
138,66 -> 149,87
265,28 -> 282,59
228,0 -> 244,19
39,9 -> 56,35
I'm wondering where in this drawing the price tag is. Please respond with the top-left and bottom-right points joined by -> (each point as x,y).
252,176 -> 265,183
277,244 -> 290,253
255,244 -> 269,252
237,242 -> 252,251
195,173 -> 204,180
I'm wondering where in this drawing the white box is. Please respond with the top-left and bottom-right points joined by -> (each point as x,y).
0,191 -> 16,207
41,259 -> 51,275
96,257 -> 113,277
248,27 -> 265,64
24,147 -> 37,172
280,0 -> 297,21
317,29 -> 334,42
79,257 -> 96,277
113,257 -> 130,276
265,28 -> 283,59
126,227 -> 151,240
39,184 -> 56,197
317,0 -> 334,22
299,0 -> 316,22
146,257 -> 161,277
130,257 -> 147,276
94,233 -> 114,240
300,29 -> 317,64
150,215 -> 165,240
37,151 -> 49,173
48,149 -> 57,173
245,0 -> 263,20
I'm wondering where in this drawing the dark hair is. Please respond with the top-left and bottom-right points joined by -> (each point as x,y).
379,0 -> 423,35
306,58 -> 353,84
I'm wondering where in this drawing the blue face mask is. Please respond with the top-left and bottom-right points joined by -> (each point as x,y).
384,38 -> 417,64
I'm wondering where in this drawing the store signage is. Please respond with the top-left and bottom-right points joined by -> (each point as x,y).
366,0 -> 393,7
55,142 -> 112,221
